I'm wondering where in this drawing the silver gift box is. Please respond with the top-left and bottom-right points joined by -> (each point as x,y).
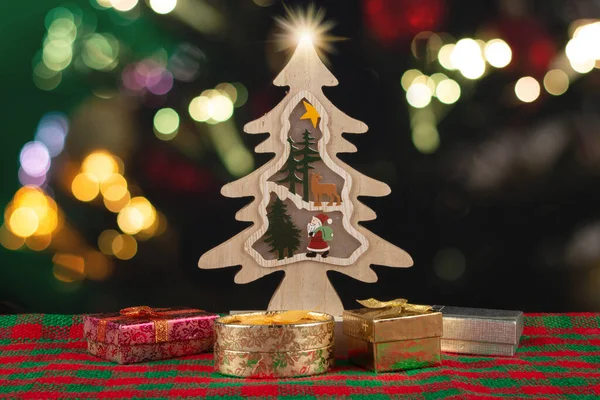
433,306 -> 524,356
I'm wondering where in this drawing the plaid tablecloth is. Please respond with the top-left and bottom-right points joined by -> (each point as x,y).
0,313 -> 599,399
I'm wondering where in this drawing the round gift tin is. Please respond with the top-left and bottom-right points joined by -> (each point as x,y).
214,311 -> 335,378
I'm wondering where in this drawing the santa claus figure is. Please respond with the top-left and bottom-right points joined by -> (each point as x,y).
306,213 -> 334,258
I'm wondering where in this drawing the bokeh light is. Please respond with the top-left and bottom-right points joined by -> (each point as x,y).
117,206 -> 144,234
20,142 -> 51,177
451,39 -> 486,79
82,34 -> 119,71
406,83 -> 432,108
83,251 -> 113,281
109,0 -> 138,12
52,253 -> 85,282
401,69 -> 422,91
129,197 -> 156,230
71,172 -> 100,202
100,174 -> 128,201
566,22 -> 600,74
82,151 -> 119,182
35,113 -> 68,157
18,168 -> 47,187
484,39 -> 512,68
189,88 -> 235,123
150,0 -> 177,14
26,234 -> 52,251
412,124 -> 440,154
210,94 -> 234,123
437,44 -> 456,70
104,190 -> 130,213
232,82 -> 248,107
112,234 -> 138,260
543,69 -> 569,96
436,79 -> 461,104
9,208 -> 39,238
98,229 -> 119,255
189,96 -> 212,122
154,108 -> 180,139
515,76 -> 541,103
33,63 -> 62,91
0,225 -> 25,250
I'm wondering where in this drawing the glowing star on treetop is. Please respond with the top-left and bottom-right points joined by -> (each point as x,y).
300,101 -> 320,128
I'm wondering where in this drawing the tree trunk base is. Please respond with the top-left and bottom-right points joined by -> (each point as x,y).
267,264 -> 344,316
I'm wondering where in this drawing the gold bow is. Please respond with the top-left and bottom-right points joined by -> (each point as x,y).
97,306 -> 195,343
234,310 -> 315,325
356,298 -> 432,319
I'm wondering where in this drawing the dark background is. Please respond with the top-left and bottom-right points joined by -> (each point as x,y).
1,0 -> 600,314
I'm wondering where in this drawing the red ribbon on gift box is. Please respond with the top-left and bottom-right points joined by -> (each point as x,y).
96,306 -> 198,344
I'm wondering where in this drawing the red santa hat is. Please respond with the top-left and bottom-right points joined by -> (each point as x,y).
315,213 -> 333,225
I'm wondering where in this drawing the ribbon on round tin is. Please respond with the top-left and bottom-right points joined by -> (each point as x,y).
96,306 -> 196,344
356,298 -> 432,319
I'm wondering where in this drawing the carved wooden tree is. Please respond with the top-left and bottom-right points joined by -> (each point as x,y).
198,37 -> 413,316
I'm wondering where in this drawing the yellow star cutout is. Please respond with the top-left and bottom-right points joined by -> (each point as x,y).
300,101 -> 320,128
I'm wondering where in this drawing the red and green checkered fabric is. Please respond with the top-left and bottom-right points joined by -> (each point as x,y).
0,313 -> 599,399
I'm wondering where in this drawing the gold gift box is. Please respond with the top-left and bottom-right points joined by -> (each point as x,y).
214,311 -> 335,378
343,305 -> 443,372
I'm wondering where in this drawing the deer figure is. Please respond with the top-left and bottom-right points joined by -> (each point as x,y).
310,173 -> 341,206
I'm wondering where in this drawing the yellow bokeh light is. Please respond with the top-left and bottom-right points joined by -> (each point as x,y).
570,58 -> 595,74
82,34 -> 119,71
129,197 -> 156,230
117,206 -> 145,235
150,0 -> 177,14
543,69 -> 569,96
429,72 -> 448,87
33,62 -> 62,91
52,253 -> 85,282
436,79 -> 461,104
95,0 -> 112,8
412,75 -> 435,94
112,234 -> 138,260
401,69 -> 422,91
48,18 -> 77,43
43,39 -> 73,71
216,82 -> 238,104
438,44 -> 456,70
84,251 -> 113,281
35,208 -> 58,236
515,76 -> 541,103
82,151 -> 118,182
154,108 -> 180,137
26,234 -> 52,251
406,83 -> 432,108
98,229 -> 120,255
223,146 -> 255,177
104,190 -> 130,213
71,173 -> 100,202
14,187 -> 49,218
9,208 -> 39,238
484,39 -> 512,68
101,174 -> 128,201
189,96 -> 212,122
210,95 -> 234,122
451,39 -> 486,79
412,124 -> 440,154
109,0 -> 138,12
0,225 -> 25,250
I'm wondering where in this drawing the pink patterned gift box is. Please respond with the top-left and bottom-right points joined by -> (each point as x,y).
83,306 -> 218,364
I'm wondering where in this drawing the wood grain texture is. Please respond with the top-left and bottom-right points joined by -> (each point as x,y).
198,40 -> 413,316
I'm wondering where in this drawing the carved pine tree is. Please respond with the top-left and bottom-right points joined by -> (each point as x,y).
198,37 -> 413,316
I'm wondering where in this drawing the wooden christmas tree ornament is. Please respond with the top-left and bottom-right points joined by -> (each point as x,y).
198,34 -> 413,316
